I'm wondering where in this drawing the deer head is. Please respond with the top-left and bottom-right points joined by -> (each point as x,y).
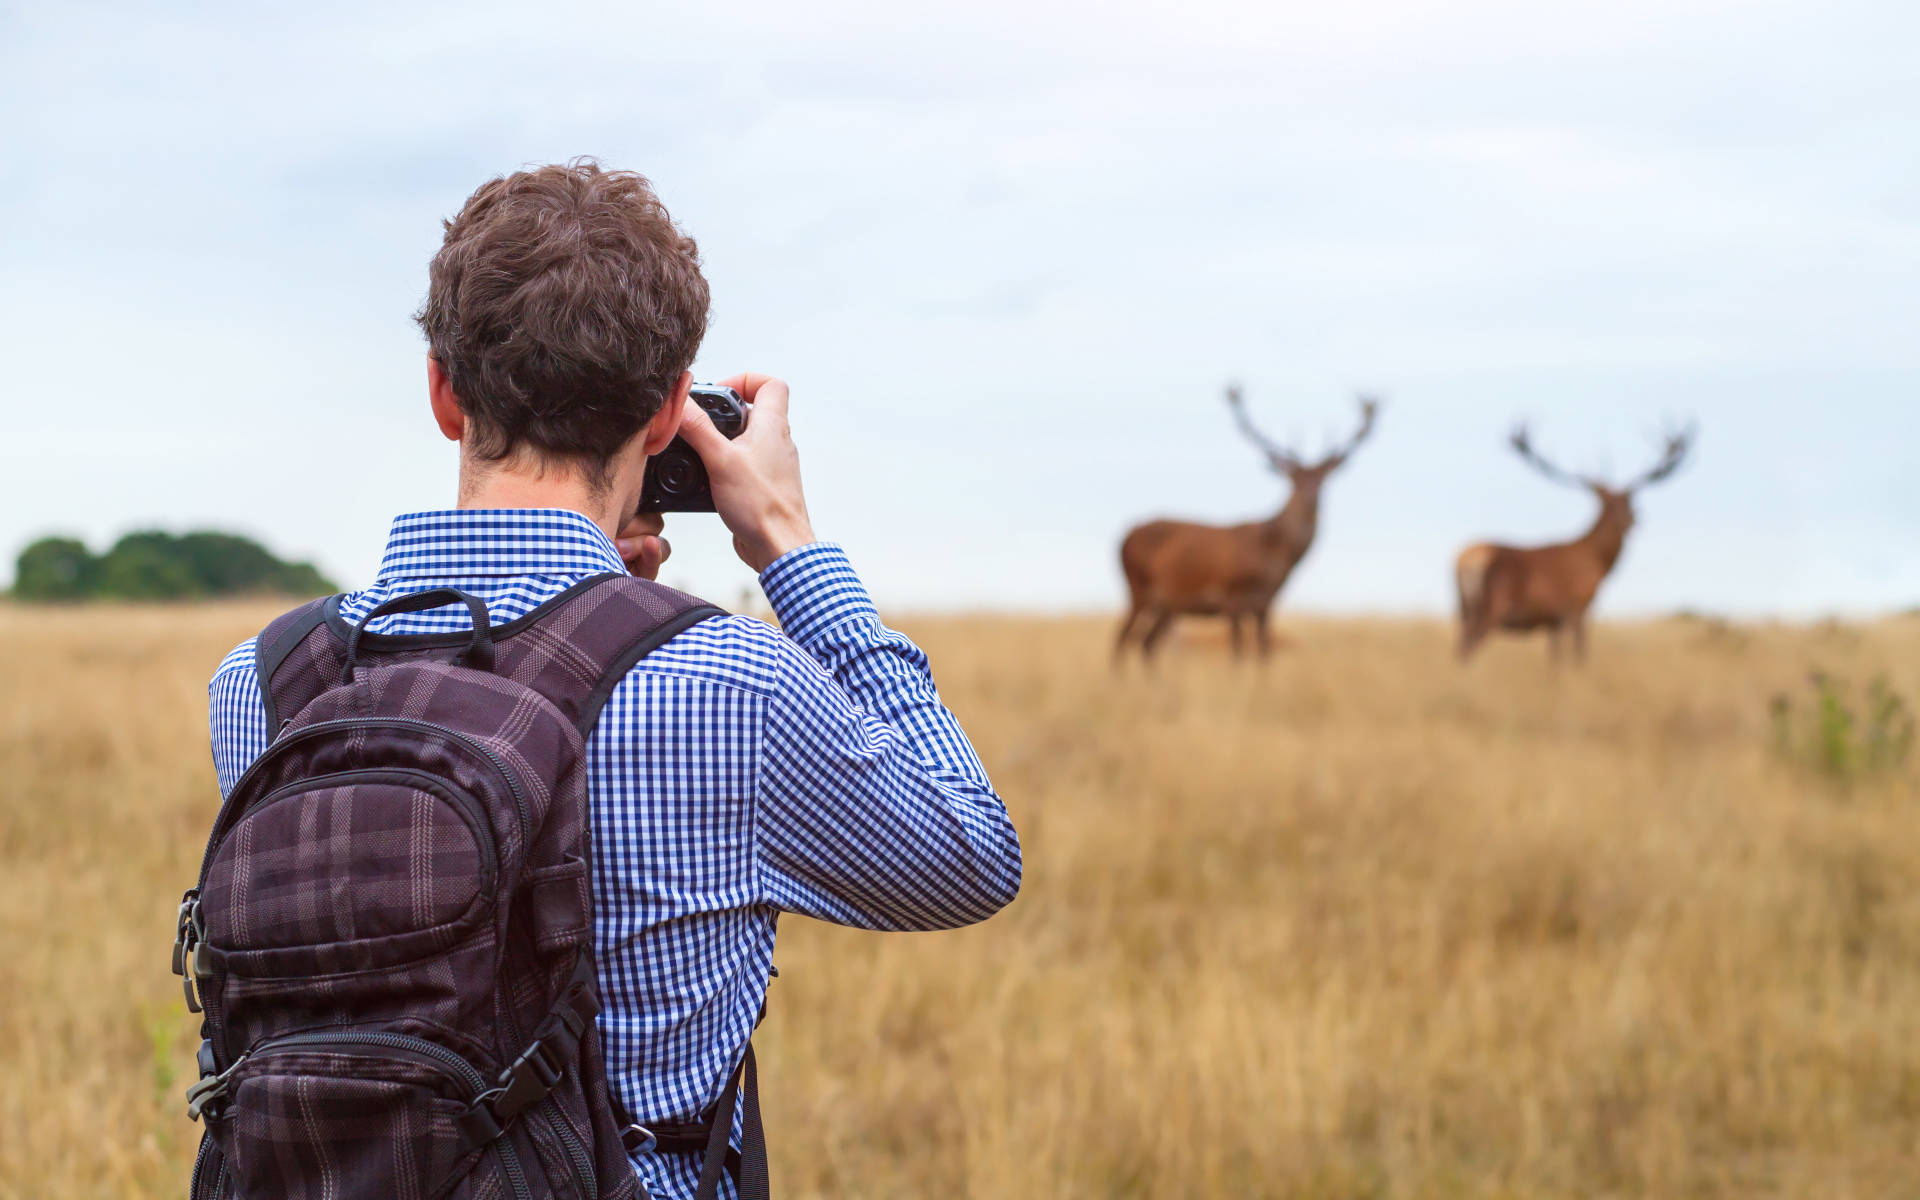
1509,421 -> 1697,531
1226,386 -> 1380,497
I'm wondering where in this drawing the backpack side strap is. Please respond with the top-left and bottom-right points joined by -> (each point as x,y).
614,1042 -> 766,1200
455,950 -> 604,1149
528,576 -> 762,1200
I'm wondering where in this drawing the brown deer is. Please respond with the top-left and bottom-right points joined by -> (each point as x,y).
1456,422 -> 1696,663
1115,386 -> 1379,662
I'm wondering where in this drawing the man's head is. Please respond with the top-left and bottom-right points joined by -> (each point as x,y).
418,160 -> 709,500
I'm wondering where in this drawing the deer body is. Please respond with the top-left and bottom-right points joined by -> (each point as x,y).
1457,423 -> 1693,663
1116,388 -> 1374,661
1119,506 -> 1313,643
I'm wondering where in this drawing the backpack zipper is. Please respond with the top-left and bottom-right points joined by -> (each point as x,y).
199,716 -> 531,882
188,1133 -> 211,1197
499,1137 -> 533,1200
243,1028 -> 493,1092
190,1029 -> 491,1118
540,1093 -> 599,1200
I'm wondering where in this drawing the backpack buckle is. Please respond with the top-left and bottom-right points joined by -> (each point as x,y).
491,1036 -> 565,1120
456,1094 -> 505,1147
515,1039 -> 565,1089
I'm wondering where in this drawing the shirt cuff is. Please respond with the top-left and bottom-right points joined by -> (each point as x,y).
758,542 -> 879,645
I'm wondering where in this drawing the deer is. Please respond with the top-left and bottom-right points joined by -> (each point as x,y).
1455,421 -> 1696,663
1114,386 -> 1379,662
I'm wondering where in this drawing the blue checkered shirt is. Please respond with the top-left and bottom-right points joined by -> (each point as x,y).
207,509 -> 1022,1199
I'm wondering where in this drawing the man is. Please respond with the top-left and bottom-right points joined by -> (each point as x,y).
207,161 -> 1023,1199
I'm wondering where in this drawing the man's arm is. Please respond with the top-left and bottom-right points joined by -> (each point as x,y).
752,544 -> 1021,929
674,374 -> 1020,929
209,641 -> 268,798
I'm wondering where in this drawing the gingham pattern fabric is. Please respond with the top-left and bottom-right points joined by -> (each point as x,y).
209,509 -> 1023,1200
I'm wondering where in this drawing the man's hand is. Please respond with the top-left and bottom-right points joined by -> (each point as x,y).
614,512 -> 672,580
677,374 -> 816,573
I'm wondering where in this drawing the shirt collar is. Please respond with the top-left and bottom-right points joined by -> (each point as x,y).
375,509 -> 627,580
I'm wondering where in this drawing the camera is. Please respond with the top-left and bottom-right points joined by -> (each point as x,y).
637,384 -> 748,513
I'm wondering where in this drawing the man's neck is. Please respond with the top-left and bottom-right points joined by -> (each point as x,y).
456,467 -> 625,542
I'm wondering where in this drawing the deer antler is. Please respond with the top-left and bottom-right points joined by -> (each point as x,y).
1625,422 -> 1696,491
1318,394 -> 1380,468
1224,384 -> 1304,472
1509,423 -> 1597,490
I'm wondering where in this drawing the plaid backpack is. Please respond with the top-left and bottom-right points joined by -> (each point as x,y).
172,575 -> 768,1200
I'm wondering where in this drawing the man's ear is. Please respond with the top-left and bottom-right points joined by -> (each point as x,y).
642,370 -> 693,455
428,356 -> 465,442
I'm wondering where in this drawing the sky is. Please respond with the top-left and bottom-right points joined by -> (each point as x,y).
2,0 -> 1915,616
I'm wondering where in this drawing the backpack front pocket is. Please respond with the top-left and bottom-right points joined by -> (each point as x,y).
214,1031 -> 530,1200
201,769 -> 498,975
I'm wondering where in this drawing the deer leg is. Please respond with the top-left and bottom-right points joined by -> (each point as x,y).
1547,624 -> 1565,664
1228,614 -> 1244,658
1255,609 -> 1274,660
1139,611 -> 1177,660
1113,603 -> 1145,665
1570,615 -> 1589,663
1458,609 -> 1492,662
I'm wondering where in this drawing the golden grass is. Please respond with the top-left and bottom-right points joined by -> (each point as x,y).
2,603 -> 1916,1198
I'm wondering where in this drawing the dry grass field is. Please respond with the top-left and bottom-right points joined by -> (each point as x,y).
2,602 -> 1917,1198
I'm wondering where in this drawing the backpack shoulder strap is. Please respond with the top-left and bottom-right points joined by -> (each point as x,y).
488,574 -> 725,737
253,597 -> 334,734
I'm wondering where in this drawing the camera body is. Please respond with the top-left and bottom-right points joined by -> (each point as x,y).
637,384 -> 747,513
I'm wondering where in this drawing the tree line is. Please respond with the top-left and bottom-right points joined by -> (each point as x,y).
11,532 -> 338,601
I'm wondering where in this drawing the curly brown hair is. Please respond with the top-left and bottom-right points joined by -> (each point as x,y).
417,159 -> 710,492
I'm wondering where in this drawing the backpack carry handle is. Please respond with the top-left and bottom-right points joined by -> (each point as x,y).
341,588 -> 496,683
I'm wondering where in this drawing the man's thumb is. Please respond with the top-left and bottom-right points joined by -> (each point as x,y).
676,394 -> 728,456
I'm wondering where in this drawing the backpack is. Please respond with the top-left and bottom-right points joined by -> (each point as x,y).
172,575 -> 768,1200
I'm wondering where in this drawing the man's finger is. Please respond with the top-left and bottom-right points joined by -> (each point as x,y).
742,377 -> 789,427
644,536 -> 671,575
616,534 -> 670,579
615,514 -> 664,556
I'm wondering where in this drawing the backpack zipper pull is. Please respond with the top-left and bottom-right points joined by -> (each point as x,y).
173,891 -> 208,1012
185,1051 -> 248,1121
170,890 -> 199,977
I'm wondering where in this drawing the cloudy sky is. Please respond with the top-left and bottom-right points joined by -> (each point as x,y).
3,0 -> 1915,615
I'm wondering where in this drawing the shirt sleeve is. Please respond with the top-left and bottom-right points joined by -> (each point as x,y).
751,543 -> 1022,930
209,639 -> 269,798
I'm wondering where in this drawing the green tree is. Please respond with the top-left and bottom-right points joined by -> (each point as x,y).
12,537 -> 100,601
97,534 -> 204,600
12,530 -> 338,601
